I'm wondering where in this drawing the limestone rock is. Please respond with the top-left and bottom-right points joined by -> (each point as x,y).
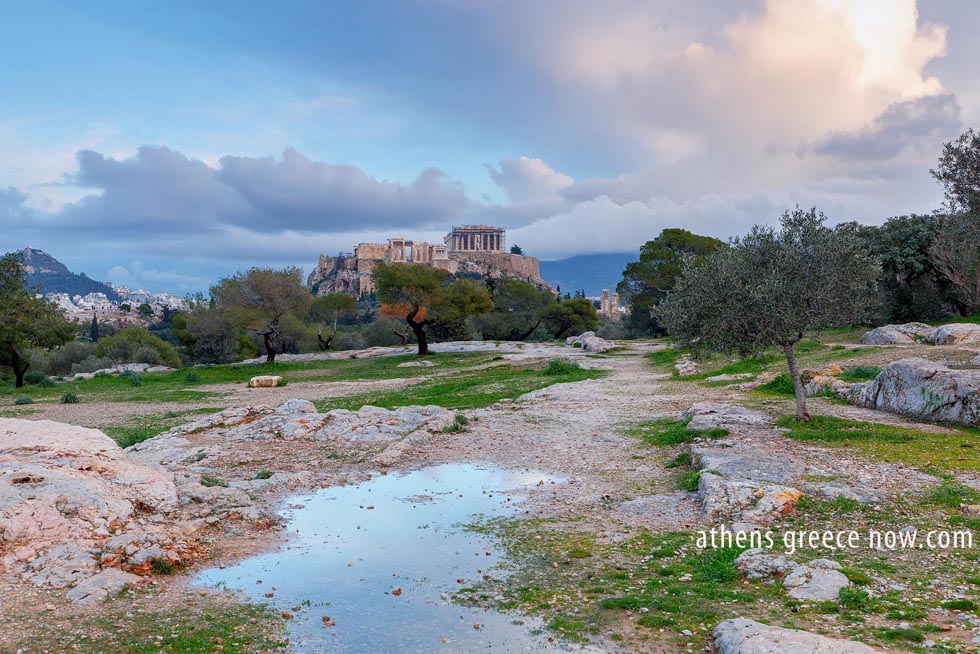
72,362 -> 176,381
698,474 -> 803,523
860,322 -> 931,345
846,358 -> 980,426
64,568 -> 142,606
684,402 -> 773,431
783,559 -> 850,601
248,375 -> 283,388
674,358 -> 702,376
803,374 -> 852,398
397,360 -> 435,367
926,323 -> 980,345
712,618 -> 878,653
734,548 -> 797,580
565,331 -> 615,353
705,373 -> 754,383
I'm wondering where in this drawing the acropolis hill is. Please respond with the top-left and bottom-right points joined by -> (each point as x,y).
306,225 -> 549,297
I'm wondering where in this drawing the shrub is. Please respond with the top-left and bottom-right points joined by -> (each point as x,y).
24,370 -> 47,385
70,355 -> 113,375
840,365 -> 881,383
758,373 -> 796,395
199,473 -> 227,488
333,331 -> 367,351
184,369 -> 200,383
38,376 -> 56,388
442,413 -> 471,434
46,341 -> 97,376
14,396 -> 34,405
544,358 -> 582,375
151,559 -> 176,575
839,587 -> 877,612
59,389 -> 79,404
95,328 -> 181,368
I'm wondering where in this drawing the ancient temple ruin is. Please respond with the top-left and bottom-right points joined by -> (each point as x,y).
307,225 -> 548,298
444,225 -> 505,253
599,289 -> 621,321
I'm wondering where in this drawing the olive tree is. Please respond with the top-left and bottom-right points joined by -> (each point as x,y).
0,253 -> 76,387
211,267 -> 312,363
657,208 -> 880,421
373,263 -> 492,355
309,293 -> 357,350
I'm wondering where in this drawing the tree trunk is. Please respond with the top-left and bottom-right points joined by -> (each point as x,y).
12,348 -> 28,389
783,342 -> 810,422
553,322 -> 572,339
517,319 -> 542,342
393,329 -> 408,346
317,329 -> 335,351
406,311 -> 429,356
258,319 -> 280,364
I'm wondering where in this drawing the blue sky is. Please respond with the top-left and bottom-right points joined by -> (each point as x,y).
1,0 -> 977,294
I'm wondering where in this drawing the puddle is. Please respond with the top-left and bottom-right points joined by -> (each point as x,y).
197,464 -> 600,653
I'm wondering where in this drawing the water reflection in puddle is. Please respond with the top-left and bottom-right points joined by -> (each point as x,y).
197,464 -> 601,653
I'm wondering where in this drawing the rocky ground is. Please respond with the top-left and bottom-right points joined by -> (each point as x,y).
4,332 -> 980,653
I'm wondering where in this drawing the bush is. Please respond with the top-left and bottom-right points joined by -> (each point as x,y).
14,396 -> 34,405
23,370 -> 47,385
60,389 -> 79,404
38,376 -> 56,388
95,328 -> 182,368
544,358 -> 582,375
333,331 -> 367,351
46,341 -> 97,376
70,355 -> 113,375
758,373 -> 796,395
184,369 -> 200,383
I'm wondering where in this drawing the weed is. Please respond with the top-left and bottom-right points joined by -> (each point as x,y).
677,469 -> 701,492
942,599 -> 978,611
151,559 -> 177,575
253,470 -> 275,480
184,369 -> 200,383
442,413 -> 471,434
59,389 -> 79,404
665,451 -> 691,469
838,587 -> 876,612
627,417 -> 728,446
544,358 -> 581,375
200,473 -> 227,488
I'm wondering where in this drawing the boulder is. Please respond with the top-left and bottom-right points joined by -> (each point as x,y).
698,474 -> 803,524
845,358 -> 980,426
248,375 -> 283,388
64,568 -> 142,606
783,559 -> 850,601
860,322 -> 931,345
803,374 -> 852,398
674,358 -> 702,376
705,373 -> 754,383
712,618 -> 878,653
926,323 -> 980,345
0,418 -> 179,602
734,548 -> 797,580
565,331 -> 615,353
684,402 -> 773,431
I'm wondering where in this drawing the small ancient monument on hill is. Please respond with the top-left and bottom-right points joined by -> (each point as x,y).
307,225 -> 549,297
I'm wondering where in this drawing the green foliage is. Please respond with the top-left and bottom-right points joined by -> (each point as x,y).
470,279 -> 555,341
657,209 -> 881,420
253,470 -> 274,480
199,473 -> 227,488
676,469 -> 701,492
211,267 -> 313,362
921,482 -> 980,508
758,373 -> 795,395
627,417 -> 729,446
151,559 -> 176,575
942,599 -> 978,611
930,212 -> 980,313
184,369 -> 200,383
776,416 -> 917,444
0,253 -> 76,387
373,262 -> 493,354
24,369 -> 47,385
59,389 -> 79,404
13,396 -> 33,405
46,341 -> 98,376
618,228 -> 726,337
442,413 -> 471,434
645,347 -> 677,368
542,297 -> 598,339
838,587 -> 877,612
96,328 -> 182,368
544,358 -> 581,375
839,365 -> 881,382
933,127 -> 980,216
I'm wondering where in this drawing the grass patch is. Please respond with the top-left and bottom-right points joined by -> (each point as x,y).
544,358 -> 582,375
442,413 -> 471,434
253,470 -> 275,480
646,347 -> 677,369
839,365 -> 881,383
626,416 -> 729,446
316,360 -> 604,412
102,408 -> 220,448
200,473 -> 227,488
780,416 -> 980,472
921,482 -> 980,508
942,599 -> 978,611
758,373 -> 795,396
676,469 -> 701,492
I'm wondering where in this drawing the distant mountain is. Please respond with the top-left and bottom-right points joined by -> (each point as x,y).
539,252 -> 635,297
14,247 -> 120,299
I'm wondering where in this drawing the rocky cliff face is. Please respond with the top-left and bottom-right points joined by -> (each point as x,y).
14,247 -> 121,299
307,251 -> 552,297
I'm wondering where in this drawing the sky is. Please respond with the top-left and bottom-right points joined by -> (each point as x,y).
1,0 -> 977,295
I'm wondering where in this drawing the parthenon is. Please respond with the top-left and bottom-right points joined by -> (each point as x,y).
445,225 -> 505,253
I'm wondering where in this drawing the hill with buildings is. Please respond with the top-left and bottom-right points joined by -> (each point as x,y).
307,225 -> 550,297
15,247 -> 121,299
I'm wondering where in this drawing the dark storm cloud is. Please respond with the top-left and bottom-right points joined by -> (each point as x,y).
39,146 -> 467,238
0,186 -> 27,223
811,93 -> 962,160
217,148 -> 467,231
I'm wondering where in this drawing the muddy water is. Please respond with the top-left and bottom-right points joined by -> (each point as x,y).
197,464 -> 601,653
